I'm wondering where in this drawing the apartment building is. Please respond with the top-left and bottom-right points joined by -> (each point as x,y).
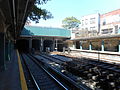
100,9 -> 120,35
80,13 -> 100,37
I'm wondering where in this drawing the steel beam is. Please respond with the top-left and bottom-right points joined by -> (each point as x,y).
0,32 -> 5,71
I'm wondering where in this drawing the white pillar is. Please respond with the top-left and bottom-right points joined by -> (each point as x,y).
89,42 -> 92,50
40,37 -> 43,52
73,41 -> 76,49
101,40 -> 104,51
80,41 -> 82,50
118,41 -> 120,52
55,39 -> 58,51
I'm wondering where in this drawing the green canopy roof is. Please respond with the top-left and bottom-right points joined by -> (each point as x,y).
21,26 -> 71,38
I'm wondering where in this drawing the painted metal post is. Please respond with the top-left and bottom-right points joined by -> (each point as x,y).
40,37 -> 43,52
89,42 -> 92,50
55,39 -> 58,51
73,41 -> 76,49
0,33 -> 5,71
9,40 -> 11,61
5,39 -> 10,61
101,40 -> 104,51
8,40 -> 10,61
80,41 -> 82,50
118,41 -> 120,52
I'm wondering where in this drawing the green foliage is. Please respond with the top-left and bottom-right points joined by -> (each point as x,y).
28,0 -> 53,23
35,0 -> 49,5
62,16 -> 80,29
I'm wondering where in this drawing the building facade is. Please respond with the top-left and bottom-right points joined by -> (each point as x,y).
80,13 -> 100,37
67,9 -> 120,53
100,9 -> 120,35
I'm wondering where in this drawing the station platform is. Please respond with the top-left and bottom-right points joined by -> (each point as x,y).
0,50 -> 27,90
70,49 -> 120,64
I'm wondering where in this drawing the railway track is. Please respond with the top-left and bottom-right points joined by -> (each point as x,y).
57,54 -> 120,89
38,53 -> 120,73
39,53 -> 65,65
88,59 -> 120,73
21,53 -> 68,90
21,54 -> 40,90
21,53 -> 90,90
32,53 -> 91,90
35,53 -> 120,89
57,53 -> 120,73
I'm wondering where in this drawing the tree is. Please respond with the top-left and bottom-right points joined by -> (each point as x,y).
28,0 -> 53,23
62,16 -> 80,29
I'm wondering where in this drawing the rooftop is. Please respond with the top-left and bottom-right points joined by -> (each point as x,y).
20,25 -> 71,38
71,34 -> 120,41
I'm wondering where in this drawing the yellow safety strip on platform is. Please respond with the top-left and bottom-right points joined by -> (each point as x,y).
17,50 -> 28,90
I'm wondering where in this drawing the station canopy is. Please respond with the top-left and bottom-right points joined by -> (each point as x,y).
20,26 -> 71,38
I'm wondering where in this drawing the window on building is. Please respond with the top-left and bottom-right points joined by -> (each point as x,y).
102,28 -> 113,34
109,28 -> 113,33
81,20 -> 84,26
90,26 -> 96,30
82,28 -> 84,30
115,25 -> 118,34
85,28 -> 88,30
115,25 -> 118,30
75,32 -> 80,37
85,19 -> 88,25
103,19 -> 106,25
90,18 -> 95,24
102,29 -> 109,34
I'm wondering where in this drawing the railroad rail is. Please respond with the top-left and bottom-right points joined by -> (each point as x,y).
38,53 -> 120,73
36,52 -> 120,89
21,54 -> 40,90
57,53 -> 120,89
36,53 -> 120,74
21,53 -> 91,90
39,53 -> 65,64
59,51 -> 120,73
21,53 -> 68,90
30,53 -> 91,90
32,54 -> 91,90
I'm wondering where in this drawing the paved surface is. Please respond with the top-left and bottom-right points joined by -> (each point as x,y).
0,50 -> 21,90
70,49 -> 120,64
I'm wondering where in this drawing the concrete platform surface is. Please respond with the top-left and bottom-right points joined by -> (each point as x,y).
0,50 -> 21,90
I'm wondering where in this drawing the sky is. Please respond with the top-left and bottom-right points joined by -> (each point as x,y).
31,0 -> 120,28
